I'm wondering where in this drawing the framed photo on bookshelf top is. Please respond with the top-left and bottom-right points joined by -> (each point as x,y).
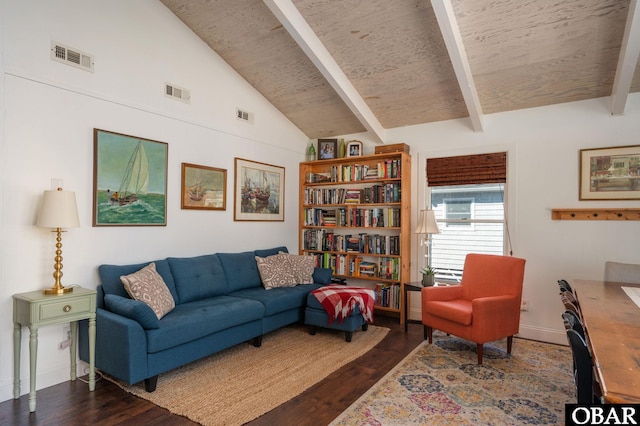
234,158 -> 285,221
181,163 -> 227,210
579,145 -> 640,200
347,140 -> 363,157
318,139 -> 338,160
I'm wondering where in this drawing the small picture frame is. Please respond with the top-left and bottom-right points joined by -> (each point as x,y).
579,145 -> 640,200
181,163 -> 227,210
318,139 -> 338,160
347,140 -> 363,158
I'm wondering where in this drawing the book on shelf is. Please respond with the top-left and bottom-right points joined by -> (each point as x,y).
306,172 -> 331,183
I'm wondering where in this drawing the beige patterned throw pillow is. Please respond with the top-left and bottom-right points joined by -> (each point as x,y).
120,262 -> 175,319
256,254 -> 297,289
279,252 -> 315,284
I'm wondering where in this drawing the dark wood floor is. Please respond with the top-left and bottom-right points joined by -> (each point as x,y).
0,315 -> 424,426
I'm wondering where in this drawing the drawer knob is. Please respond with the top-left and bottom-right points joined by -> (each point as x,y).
63,305 -> 72,313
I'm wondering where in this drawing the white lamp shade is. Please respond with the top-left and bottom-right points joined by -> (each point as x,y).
37,189 -> 80,229
415,209 -> 439,234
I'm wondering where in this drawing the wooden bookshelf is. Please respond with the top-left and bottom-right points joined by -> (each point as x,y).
299,152 -> 412,323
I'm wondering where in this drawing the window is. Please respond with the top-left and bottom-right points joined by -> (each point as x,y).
444,198 -> 473,227
426,153 -> 507,282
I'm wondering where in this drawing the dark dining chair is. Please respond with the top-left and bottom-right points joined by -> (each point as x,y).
558,279 -> 574,293
565,329 -> 601,404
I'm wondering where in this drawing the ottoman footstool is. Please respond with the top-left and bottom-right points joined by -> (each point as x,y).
304,288 -> 374,342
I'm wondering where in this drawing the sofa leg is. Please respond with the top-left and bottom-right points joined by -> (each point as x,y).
345,331 -> 353,342
477,344 -> 483,364
253,335 -> 263,347
144,376 -> 158,392
362,322 -> 369,332
309,325 -> 317,336
507,336 -> 513,354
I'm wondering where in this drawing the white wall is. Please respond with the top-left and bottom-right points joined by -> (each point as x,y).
0,0 -> 309,402
341,95 -> 640,345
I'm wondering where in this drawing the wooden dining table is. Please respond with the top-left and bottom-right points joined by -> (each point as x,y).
571,279 -> 640,404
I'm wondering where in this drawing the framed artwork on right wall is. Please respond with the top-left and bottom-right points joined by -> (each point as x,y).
579,145 -> 640,200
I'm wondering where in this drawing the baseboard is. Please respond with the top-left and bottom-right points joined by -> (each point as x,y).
517,324 -> 567,346
0,361 -> 88,403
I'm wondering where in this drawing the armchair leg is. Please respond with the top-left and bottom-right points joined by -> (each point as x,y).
423,325 -> 433,343
507,336 -> 513,354
477,344 -> 483,364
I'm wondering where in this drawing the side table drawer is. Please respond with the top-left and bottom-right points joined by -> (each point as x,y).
39,297 -> 92,321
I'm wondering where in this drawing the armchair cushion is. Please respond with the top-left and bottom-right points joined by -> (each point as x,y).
426,299 -> 472,325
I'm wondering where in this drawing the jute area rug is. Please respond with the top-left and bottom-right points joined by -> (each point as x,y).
106,324 -> 389,426
331,332 -> 574,426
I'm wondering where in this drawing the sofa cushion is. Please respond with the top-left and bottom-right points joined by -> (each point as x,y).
231,283 -> 323,316
279,252 -> 314,284
145,296 -> 265,353
120,262 -> 176,319
312,267 -> 333,285
255,246 -> 288,257
99,260 -> 179,302
218,251 -> 263,292
104,294 -> 160,329
167,255 -> 228,304
256,254 -> 297,289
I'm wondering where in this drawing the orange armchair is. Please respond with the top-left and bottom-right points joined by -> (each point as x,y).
421,253 -> 526,364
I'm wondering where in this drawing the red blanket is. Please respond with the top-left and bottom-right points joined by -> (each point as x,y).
311,285 -> 376,325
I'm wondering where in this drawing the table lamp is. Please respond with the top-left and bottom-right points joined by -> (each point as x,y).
415,209 -> 440,271
36,187 -> 80,294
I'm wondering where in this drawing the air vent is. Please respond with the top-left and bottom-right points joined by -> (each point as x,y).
236,108 -> 253,123
165,83 -> 191,103
50,41 -> 94,72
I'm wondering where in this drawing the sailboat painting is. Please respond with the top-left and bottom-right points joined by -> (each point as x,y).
234,158 -> 285,221
181,163 -> 227,210
93,129 -> 168,226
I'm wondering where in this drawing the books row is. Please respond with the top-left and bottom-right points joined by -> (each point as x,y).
327,159 -> 402,182
304,183 -> 402,205
303,230 -> 401,255
303,207 -> 400,228
374,283 -> 401,309
307,252 -> 401,281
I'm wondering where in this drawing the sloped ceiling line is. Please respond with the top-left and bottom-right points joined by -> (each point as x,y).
431,0 -> 484,132
611,0 -> 640,114
263,0 -> 386,143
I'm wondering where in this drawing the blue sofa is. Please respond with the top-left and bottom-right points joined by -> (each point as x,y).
78,246 -> 330,392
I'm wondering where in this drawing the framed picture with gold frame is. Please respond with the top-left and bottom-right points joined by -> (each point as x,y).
181,163 -> 227,210
92,129 -> 168,226
234,158 -> 285,221
580,145 -> 640,200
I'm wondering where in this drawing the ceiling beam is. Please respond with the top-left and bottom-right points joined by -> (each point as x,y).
263,0 -> 386,143
611,0 -> 640,115
431,0 -> 484,132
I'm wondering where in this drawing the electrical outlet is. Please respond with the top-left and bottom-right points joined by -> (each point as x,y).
520,299 -> 529,311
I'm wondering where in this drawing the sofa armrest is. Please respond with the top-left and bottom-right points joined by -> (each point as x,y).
104,294 -> 159,329
79,307 -> 149,385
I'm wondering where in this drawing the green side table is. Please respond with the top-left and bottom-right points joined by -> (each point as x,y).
13,287 -> 96,412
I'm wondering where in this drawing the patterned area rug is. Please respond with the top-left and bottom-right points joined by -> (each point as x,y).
331,333 -> 574,426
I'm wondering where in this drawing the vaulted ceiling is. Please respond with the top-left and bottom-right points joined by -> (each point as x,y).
160,0 -> 640,142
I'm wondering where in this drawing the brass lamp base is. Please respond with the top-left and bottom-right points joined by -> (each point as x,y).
43,285 -> 73,295
43,227 -> 74,295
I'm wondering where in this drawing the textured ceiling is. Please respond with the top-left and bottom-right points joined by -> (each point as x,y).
160,0 -> 640,141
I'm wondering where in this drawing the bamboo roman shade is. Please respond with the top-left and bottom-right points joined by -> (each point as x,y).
426,152 -> 506,186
